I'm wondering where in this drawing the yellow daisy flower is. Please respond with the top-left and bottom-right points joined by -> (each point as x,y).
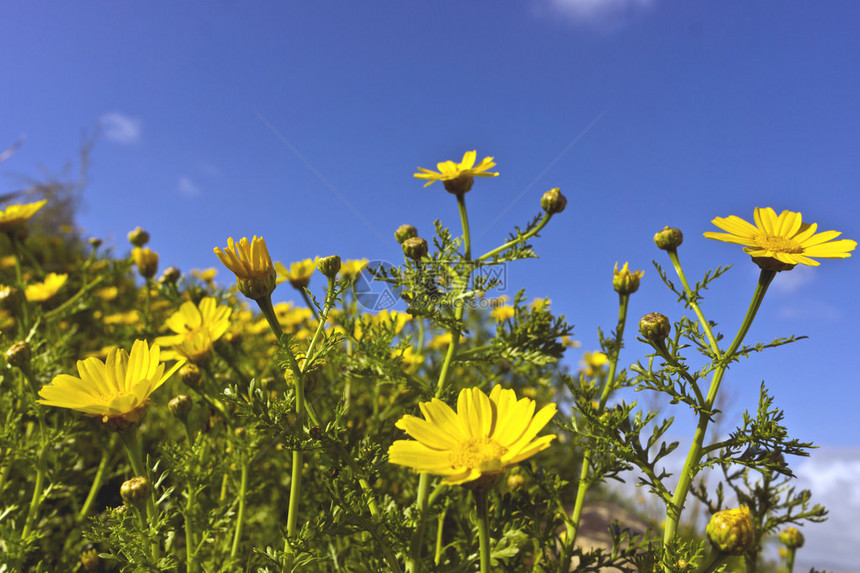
582,351 -> 608,378
0,200 -> 47,234
37,340 -> 184,426
414,150 -> 499,194
156,297 -> 232,363
214,236 -> 277,299
25,273 -> 69,302
96,286 -> 119,301
102,310 -> 140,326
340,259 -> 369,281
191,267 -> 218,283
704,207 -> 856,270
389,386 -> 557,485
275,259 -> 317,289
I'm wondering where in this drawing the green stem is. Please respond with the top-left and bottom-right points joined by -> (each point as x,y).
78,439 -> 114,521
662,269 -> 776,555
667,249 -> 721,358
8,234 -> 30,332
300,288 -> 320,321
434,504 -> 447,566
20,368 -> 49,547
185,484 -> 198,572
475,489 -> 491,573
120,429 -> 161,560
456,192 -> 472,260
44,276 -> 104,321
785,547 -> 796,573
230,457 -> 249,559
562,294 -> 630,567
476,213 -> 552,263
694,550 -> 730,573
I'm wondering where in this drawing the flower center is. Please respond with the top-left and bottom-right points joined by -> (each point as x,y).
449,437 -> 508,469
755,234 -> 803,254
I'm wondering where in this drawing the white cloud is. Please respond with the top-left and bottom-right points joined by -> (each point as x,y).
178,176 -> 200,197
99,112 -> 142,145
776,299 -> 841,321
540,0 -> 652,24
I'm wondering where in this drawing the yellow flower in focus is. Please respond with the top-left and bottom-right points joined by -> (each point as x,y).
340,259 -> 369,281
389,386 -> 557,485
156,297 -> 232,363
132,247 -> 159,279
490,305 -> 515,322
275,259 -> 317,289
0,200 -> 47,234
214,236 -> 276,299
25,273 -> 68,302
704,207 -> 856,270
414,150 -> 499,194
37,340 -> 184,427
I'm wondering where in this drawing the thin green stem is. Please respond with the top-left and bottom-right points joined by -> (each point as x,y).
121,429 -> 161,560
475,489 -> 491,573
694,550 -> 730,573
78,440 -> 113,521
662,269 -> 776,556
44,275 -> 104,321
20,368 -> 48,548
667,250 -> 721,358
8,234 -> 30,331
434,504 -> 447,566
230,457 -> 249,559
785,547 -> 796,573
475,213 -> 553,263
562,294 -> 630,567
456,193 -> 472,260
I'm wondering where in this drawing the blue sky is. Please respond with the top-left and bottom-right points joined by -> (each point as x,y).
3,1 -> 859,568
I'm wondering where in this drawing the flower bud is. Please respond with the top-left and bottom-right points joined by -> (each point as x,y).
507,473 -> 526,490
779,527 -> 804,550
654,226 -> 684,251
317,255 -> 342,279
706,506 -> 754,555
120,476 -> 152,507
80,548 -> 100,572
639,312 -> 670,341
541,188 -> 567,215
612,262 -> 643,295
132,247 -> 159,279
179,363 -> 202,388
160,266 -> 181,285
88,237 -> 103,249
402,237 -> 428,260
395,224 -> 418,244
168,394 -> 193,420
5,341 -> 31,369
127,226 -> 150,247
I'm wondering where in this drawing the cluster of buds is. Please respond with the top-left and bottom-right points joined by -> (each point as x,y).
395,224 -> 418,244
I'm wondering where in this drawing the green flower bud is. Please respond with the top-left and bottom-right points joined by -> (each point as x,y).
541,188 -> 567,215
639,312 -> 671,341
506,473 -> 526,490
159,266 -> 182,285
132,247 -> 159,279
779,527 -> 804,550
612,262 -> 643,295
402,237 -> 428,260
317,255 -> 342,279
395,224 -> 418,244
168,394 -> 193,420
179,363 -> 202,388
5,341 -> 31,369
120,476 -> 152,507
654,226 -> 684,251
88,237 -> 103,249
706,506 -> 754,555
443,175 -> 474,195
127,226 -> 150,247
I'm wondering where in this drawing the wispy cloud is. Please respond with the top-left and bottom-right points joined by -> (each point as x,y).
539,0 -> 652,24
771,265 -> 815,294
178,176 -> 200,197
776,299 -> 841,321
99,112 -> 142,145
